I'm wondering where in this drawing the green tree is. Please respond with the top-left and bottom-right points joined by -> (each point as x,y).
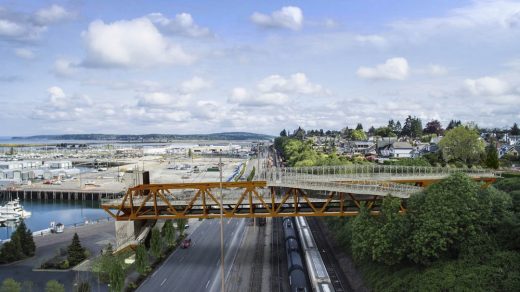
485,140 -> 499,169
162,220 -> 176,247
350,129 -> 367,141
411,117 -> 423,138
44,280 -> 64,292
375,127 -> 397,137
16,220 -> 35,257
407,173 -> 485,265
176,219 -> 188,236
108,261 -> 124,292
0,231 -> 23,263
423,120 -> 443,135
279,129 -> 287,137
0,278 -> 21,292
439,126 -> 485,165
135,244 -> 149,275
150,228 -> 162,258
356,123 -> 363,130
67,233 -> 86,266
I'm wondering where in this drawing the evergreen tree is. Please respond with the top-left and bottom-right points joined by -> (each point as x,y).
411,117 -> 423,138
44,280 -> 64,292
356,123 -> 363,130
150,228 -> 162,258
135,244 -> 149,275
511,123 -> 520,136
0,278 -> 21,292
395,120 -> 402,135
293,127 -> 306,140
387,120 -> 395,131
368,126 -> 376,135
16,220 -> 35,257
279,129 -> 287,137
485,140 -> 499,169
67,233 -> 86,266
176,219 -> 187,236
401,116 -> 413,137
446,119 -> 462,130
162,220 -> 176,247
0,230 -> 24,263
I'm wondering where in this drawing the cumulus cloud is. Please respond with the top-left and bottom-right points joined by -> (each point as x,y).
147,13 -> 211,37
251,6 -> 303,31
53,59 -> 78,77
81,18 -> 194,68
34,5 -> 74,25
464,76 -> 510,96
180,76 -> 211,93
228,73 -> 326,107
14,48 -> 35,59
32,86 -> 93,121
0,5 -> 72,42
136,91 -> 189,108
357,57 -> 410,80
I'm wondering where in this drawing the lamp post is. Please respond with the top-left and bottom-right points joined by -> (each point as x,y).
219,150 -> 225,292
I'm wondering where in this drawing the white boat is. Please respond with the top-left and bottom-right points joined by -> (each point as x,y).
0,198 -> 31,218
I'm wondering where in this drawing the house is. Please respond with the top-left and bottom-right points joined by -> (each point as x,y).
501,133 -> 520,146
344,141 -> 376,155
378,141 -> 414,158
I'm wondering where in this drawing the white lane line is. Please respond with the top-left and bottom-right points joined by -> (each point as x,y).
206,280 -> 211,289
160,278 -> 167,286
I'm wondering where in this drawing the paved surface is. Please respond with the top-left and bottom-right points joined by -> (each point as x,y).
0,221 -> 116,291
138,218 -> 247,292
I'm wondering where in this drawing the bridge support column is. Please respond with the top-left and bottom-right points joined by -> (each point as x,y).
115,220 -> 146,248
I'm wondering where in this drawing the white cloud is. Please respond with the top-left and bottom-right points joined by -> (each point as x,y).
34,5 -> 74,25
427,64 -> 448,76
136,91 -> 189,108
251,6 -> 303,31
357,57 -> 410,80
81,18 -> 194,68
356,34 -> 387,47
147,13 -> 211,37
180,76 -> 211,93
464,76 -> 510,96
229,73 -> 326,107
14,48 -> 35,59
257,73 -> 325,95
53,59 -> 78,77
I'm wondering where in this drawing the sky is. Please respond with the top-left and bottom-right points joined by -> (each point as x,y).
0,0 -> 519,136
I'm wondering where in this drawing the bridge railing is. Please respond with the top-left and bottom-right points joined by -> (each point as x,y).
262,165 -> 498,182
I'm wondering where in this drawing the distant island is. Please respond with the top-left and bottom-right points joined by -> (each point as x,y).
11,132 -> 273,142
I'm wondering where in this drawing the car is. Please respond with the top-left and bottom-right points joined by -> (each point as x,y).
184,224 -> 189,229
181,238 -> 192,249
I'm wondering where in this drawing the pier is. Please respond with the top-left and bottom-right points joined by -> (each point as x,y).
0,189 -> 123,201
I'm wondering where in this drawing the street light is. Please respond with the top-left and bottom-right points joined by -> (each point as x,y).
219,150 -> 225,292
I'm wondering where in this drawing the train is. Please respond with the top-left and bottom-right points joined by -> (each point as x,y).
295,217 -> 335,292
283,217 -> 311,292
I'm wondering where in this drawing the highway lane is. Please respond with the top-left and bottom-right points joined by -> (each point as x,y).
138,218 -> 247,292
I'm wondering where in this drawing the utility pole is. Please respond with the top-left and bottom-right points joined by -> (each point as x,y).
219,151 -> 225,292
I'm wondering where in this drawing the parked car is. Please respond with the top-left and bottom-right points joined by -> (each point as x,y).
181,238 -> 192,249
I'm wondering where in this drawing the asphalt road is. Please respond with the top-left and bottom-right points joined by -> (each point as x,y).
138,218 -> 247,292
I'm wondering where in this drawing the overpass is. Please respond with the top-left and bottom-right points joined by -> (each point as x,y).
101,165 -> 499,220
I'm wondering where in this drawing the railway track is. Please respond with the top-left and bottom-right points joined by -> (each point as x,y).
270,217 -> 284,292
307,217 -> 352,292
249,224 -> 266,291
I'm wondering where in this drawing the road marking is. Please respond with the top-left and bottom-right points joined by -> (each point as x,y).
206,280 -> 211,288
160,278 -> 167,286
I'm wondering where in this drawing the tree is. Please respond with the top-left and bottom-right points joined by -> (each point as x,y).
424,120 -> 444,135
108,261 -> 124,292
407,173 -> 486,265
375,127 -> 397,137
293,127 -> 306,140
350,129 -> 367,141
411,117 -> 423,138
176,219 -> 188,237
135,244 -> 149,275
162,220 -> 176,247
395,120 -> 402,134
368,126 -> 376,135
187,148 -> 192,158
16,220 -> 35,257
401,116 -> 413,137
279,129 -> 287,137
67,233 -> 86,266
356,123 -> 363,130
0,232 -> 23,263
511,123 -> 520,136
446,120 -> 461,130
45,280 -> 64,292
485,140 -> 499,169
439,126 -> 485,165
0,278 -> 21,292
150,228 -> 162,258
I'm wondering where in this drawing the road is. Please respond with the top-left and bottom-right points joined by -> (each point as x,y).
138,218 -> 247,292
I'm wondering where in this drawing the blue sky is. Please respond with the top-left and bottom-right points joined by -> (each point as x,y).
0,0 -> 519,136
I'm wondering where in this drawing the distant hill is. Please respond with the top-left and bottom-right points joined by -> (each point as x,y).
11,132 -> 273,141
